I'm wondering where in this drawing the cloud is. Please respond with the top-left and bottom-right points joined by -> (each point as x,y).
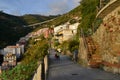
0,0 -> 80,16
11,10 -> 21,16
47,0 -> 69,15
47,0 -> 80,15
0,6 -> 8,10
0,2 -> 10,10
72,0 -> 80,5
0,1 -> 21,15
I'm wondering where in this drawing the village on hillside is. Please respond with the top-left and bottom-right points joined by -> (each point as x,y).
0,19 -> 80,74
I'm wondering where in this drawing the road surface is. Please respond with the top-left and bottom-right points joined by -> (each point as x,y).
47,49 -> 120,80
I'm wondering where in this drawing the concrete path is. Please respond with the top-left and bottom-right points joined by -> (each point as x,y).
47,50 -> 120,80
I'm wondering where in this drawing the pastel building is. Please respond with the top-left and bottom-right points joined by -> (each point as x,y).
33,28 -> 49,37
44,28 -> 54,38
54,22 -> 79,43
18,38 -> 27,45
4,46 -> 21,58
1,53 -> 16,70
3,53 -> 16,66
16,44 -> 24,54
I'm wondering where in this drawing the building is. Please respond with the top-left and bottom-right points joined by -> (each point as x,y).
33,28 -> 49,37
18,37 -> 27,45
44,27 -> 54,38
3,53 -> 16,67
54,22 -> 79,43
1,53 -> 17,72
4,45 -> 22,59
16,44 -> 24,54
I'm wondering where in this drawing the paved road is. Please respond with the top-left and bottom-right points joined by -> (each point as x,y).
47,49 -> 120,80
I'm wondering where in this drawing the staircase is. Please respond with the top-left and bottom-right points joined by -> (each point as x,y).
85,37 -> 97,55
79,28 -> 102,67
85,37 -> 102,68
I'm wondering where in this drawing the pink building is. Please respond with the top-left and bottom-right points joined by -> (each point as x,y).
44,28 -> 54,38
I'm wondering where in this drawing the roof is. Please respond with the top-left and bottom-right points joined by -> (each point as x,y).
7,46 -> 19,48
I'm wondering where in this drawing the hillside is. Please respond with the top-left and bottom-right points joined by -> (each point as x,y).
0,11 -> 56,49
21,14 -> 57,25
34,5 -> 81,31
50,5 -> 81,26
0,11 -> 32,48
0,4 -> 82,79
1,1 -> 120,79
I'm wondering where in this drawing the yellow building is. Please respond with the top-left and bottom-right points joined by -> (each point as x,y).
55,27 -> 74,43
54,22 -> 79,43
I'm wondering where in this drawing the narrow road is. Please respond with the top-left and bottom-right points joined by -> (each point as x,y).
47,49 -> 120,80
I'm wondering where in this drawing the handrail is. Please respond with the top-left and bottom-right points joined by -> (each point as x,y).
80,28 -> 89,56
96,0 -> 120,18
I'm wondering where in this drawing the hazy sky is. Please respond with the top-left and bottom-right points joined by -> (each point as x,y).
0,0 -> 80,16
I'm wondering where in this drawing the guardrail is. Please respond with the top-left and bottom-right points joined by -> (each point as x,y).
96,0 -> 120,18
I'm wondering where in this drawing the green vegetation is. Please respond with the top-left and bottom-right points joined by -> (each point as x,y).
93,18 -> 103,32
78,0 -> 99,36
0,37 -> 49,80
0,11 -> 32,49
68,40 -> 79,53
0,11 -> 56,49
59,39 -> 79,54
48,5 -> 81,26
0,0 -> 103,79
69,19 -> 78,24
22,14 -> 57,25
34,5 -> 81,31
59,41 -> 69,54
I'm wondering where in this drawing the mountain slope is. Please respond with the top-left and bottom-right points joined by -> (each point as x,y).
0,11 -> 58,49
0,11 -> 31,48
34,5 -> 81,31
21,14 -> 57,25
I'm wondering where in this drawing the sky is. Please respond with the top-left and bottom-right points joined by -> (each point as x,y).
0,0 -> 80,16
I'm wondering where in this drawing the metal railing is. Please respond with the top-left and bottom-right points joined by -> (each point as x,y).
97,0 -> 120,18
80,28 -> 88,52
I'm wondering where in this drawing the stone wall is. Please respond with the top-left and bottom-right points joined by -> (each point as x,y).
44,55 -> 48,80
92,6 -> 120,73
33,64 -> 42,80
78,37 -> 88,67
32,55 -> 48,80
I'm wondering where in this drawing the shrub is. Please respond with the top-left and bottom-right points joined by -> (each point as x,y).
0,38 -> 49,80
68,40 -> 79,53
78,0 -> 99,36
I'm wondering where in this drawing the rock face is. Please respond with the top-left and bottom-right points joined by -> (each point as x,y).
92,6 -> 120,73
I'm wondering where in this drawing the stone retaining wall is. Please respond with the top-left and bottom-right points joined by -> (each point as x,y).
92,6 -> 120,73
32,55 -> 48,80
